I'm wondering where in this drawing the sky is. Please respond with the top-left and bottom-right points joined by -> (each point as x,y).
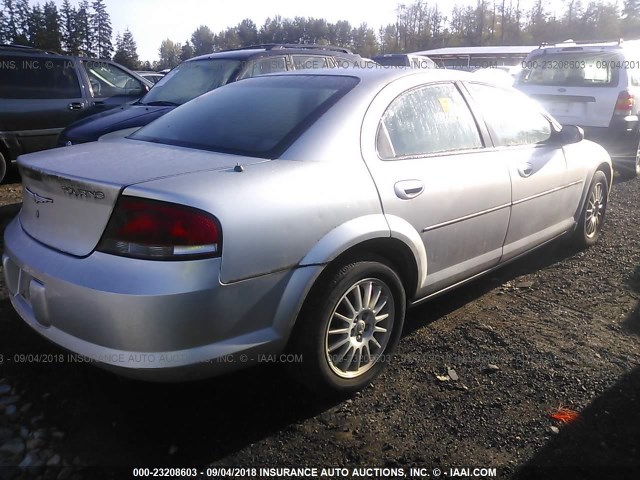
51,0 -> 548,62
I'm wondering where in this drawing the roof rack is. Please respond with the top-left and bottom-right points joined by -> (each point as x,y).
0,43 -> 58,55
224,43 -> 354,54
538,38 -> 623,49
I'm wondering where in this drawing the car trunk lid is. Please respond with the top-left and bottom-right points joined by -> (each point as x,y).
526,87 -> 620,128
17,139 -> 266,257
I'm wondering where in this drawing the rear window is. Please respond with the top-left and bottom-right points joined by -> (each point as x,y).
0,55 -> 81,99
520,52 -> 620,87
131,75 -> 359,158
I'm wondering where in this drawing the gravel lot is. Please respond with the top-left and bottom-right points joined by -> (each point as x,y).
0,168 -> 639,480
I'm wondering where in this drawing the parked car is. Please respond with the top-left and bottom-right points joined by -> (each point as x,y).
415,45 -> 537,71
371,53 -> 437,68
472,65 -> 521,86
0,44 -> 152,182
135,70 -> 165,84
59,44 -> 363,146
3,69 -> 611,394
516,39 -> 640,177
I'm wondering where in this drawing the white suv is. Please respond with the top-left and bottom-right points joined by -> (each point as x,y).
516,40 -> 640,177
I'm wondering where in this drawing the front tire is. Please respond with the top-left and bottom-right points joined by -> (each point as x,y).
288,258 -> 406,395
573,170 -> 608,248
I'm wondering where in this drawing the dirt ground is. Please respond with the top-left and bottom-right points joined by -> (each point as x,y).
0,167 -> 639,480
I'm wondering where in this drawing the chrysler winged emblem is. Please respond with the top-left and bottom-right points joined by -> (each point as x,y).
24,187 -> 54,205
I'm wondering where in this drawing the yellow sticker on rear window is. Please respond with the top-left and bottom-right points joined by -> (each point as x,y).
438,97 -> 451,113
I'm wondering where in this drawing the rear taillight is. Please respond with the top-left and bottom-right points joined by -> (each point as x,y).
97,196 -> 221,260
614,90 -> 635,116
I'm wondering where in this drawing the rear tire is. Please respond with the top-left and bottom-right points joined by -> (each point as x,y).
573,170 -> 608,248
617,141 -> 640,179
288,257 -> 406,396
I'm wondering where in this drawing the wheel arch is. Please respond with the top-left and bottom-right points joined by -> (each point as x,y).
573,162 -> 612,222
298,214 -> 426,300
275,215 -> 426,347
314,237 -> 421,301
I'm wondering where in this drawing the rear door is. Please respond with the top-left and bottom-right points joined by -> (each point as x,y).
0,55 -> 87,155
361,79 -> 512,297
517,50 -> 622,128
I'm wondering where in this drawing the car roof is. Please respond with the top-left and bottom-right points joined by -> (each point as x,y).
528,39 -> 640,56
187,44 -> 359,63
414,45 -> 538,56
263,65 -> 473,87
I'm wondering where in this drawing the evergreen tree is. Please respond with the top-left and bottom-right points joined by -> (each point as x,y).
180,40 -> 194,61
26,3 -> 45,48
61,0 -> 80,55
623,0 -> 640,36
75,0 -> 93,56
623,0 -> 640,18
158,38 -> 181,70
113,28 -> 138,69
41,1 -> 62,52
191,25 -> 214,56
237,18 -> 258,45
0,7 -> 7,44
351,23 -> 379,58
259,16 -> 287,43
12,0 -> 30,45
91,0 -> 112,58
2,0 -> 18,43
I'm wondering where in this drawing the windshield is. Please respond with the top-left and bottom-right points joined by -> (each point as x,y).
520,52 -> 620,87
140,59 -> 243,105
131,75 -> 359,158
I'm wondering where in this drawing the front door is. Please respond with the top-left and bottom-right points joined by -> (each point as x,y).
463,82 -> 582,260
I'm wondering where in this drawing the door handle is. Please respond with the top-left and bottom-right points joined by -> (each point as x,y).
68,102 -> 84,110
394,180 -> 424,200
518,163 -> 534,178
92,101 -> 106,108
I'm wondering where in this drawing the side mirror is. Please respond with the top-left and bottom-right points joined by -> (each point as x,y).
123,78 -> 148,97
557,125 -> 584,145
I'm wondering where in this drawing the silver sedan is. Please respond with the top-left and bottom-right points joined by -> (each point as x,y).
2,68 -> 612,394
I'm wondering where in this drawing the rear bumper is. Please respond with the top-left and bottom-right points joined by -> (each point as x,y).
581,117 -> 639,162
2,218 -> 318,381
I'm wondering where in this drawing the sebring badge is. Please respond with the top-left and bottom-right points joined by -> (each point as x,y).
24,188 -> 53,205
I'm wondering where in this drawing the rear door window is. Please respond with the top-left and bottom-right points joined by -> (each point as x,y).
292,55 -> 332,70
377,83 -> 483,159
0,55 -> 81,99
239,56 -> 289,79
